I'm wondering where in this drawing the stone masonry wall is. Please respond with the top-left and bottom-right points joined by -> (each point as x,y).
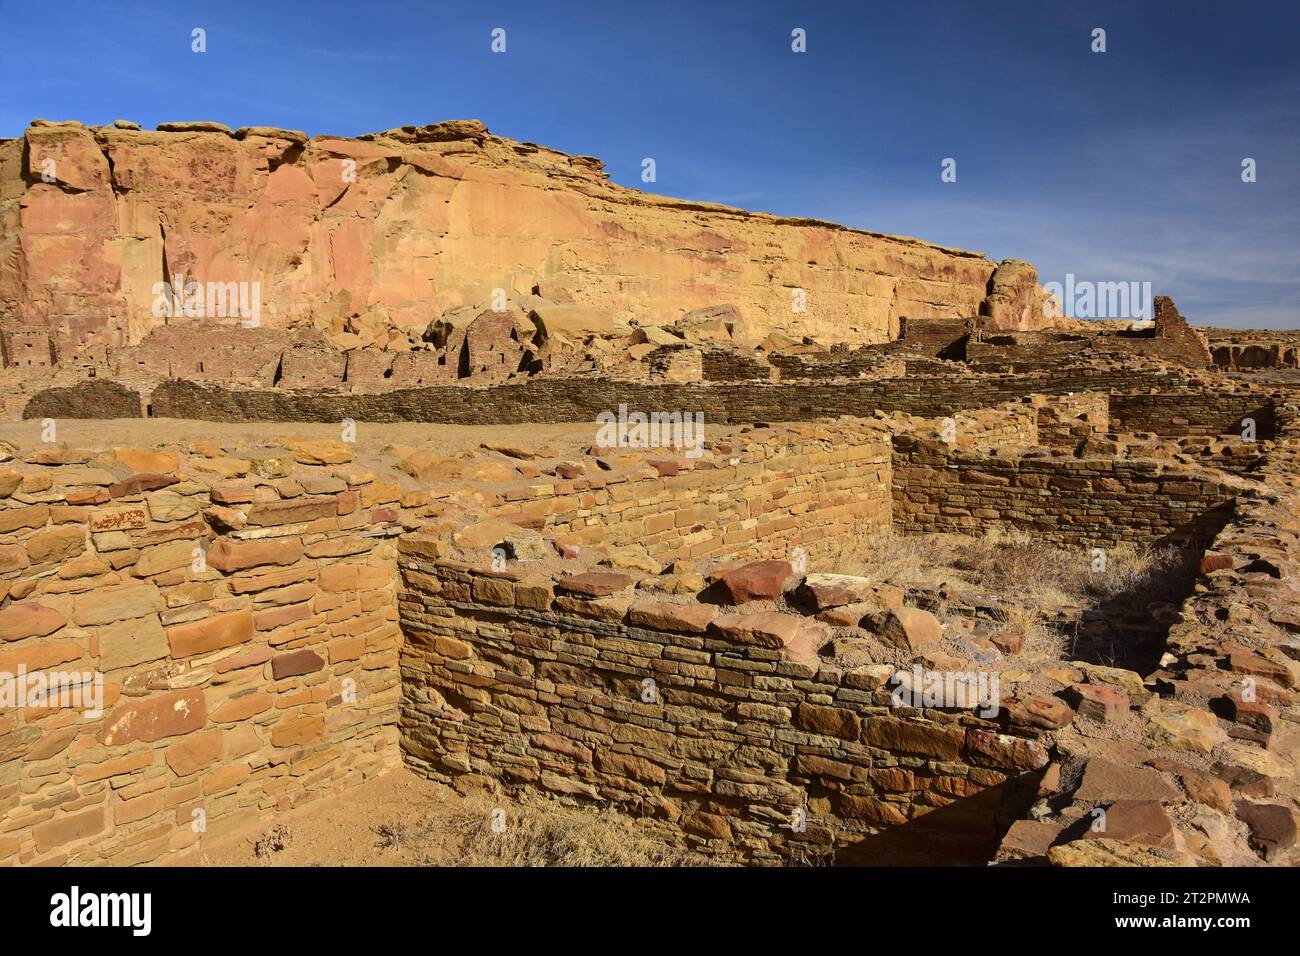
1110,391 -> 1277,439
42,363 -> 1266,440
479,420 -> 892,567
891,435 -> 1247,549
397,551 -> 1051,864
0,444 -> 404,864
1034,392 -> 1109,448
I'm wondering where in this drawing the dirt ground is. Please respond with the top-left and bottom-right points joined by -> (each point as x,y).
0,418 -> 602,461
180,767 -> 709,867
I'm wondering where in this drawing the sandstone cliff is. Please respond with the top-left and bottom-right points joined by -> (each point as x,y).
0,118 -> 1044,360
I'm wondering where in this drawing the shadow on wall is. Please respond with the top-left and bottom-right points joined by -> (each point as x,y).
1045,503 -> 1234,674
831,769 -> 1046,866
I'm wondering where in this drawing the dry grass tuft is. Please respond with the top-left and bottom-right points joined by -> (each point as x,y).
831,528 -> 959,588
833,525 -> 1195,664
414,791 -> 705,867
953,526 -> 1191,608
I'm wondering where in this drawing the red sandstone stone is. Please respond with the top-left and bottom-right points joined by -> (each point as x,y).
708,611 -> 801,649
67,490 -> 109,505
245,496 -> 337,526
100,688 -> 206,746
1227,652 -> 1293,688
254,602 -> 313,631
1074,758 -> 1180,803
554,571 -> 635,597
628,600 -> 717,633
167,607 -> 254,657
962,729 -> 1049,771
784,622 -> 832,662
33,807 -> 106,853
715,560 -> 794,605
815,603 -> 873,627
1234,801 -> 1297,862
989,630 -> 1024,654
1068,683 -> 1130,723
794,572 -> 875,611
596,750 -> 666,785
797,703 -> 861,740
206,537 -> 302,572
107,473 -> 177,499
0,601 -> 66,641
1003,695 -> 1075,731
271,649 -> 325,679
863,717 -> 965,761
874,607 -> 943,652
1226,692 -> 1276,735
531,732 -> 593,764
164,729 -> 224,776
270,714 -> 325,748
682,811 -> 733,840
211,691 -> 273,722
995,819 -> 1067,862
1199,552 -> 1234,574
1084,800 -> 1176,849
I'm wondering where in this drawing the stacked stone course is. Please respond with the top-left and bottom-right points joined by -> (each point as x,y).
891,435 -> 1247,548
0,443 -> 406,864
397,552 -> 1050,864
1,396 -> 1295,866
481,420 -> 891,566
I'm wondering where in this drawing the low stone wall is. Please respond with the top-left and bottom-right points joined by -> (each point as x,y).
992,413 -> 1300,867
1110,391 -> 1277,439
27,364 -> 1266,440
397,552 -> 1051,864
0,446 -> 404,864
891,435 -> 1247,549
480,420 -> 892,567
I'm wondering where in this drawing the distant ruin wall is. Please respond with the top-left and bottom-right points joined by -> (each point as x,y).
891,435 -> 1244,549
1109,392 -> 1276,439
0,455 -> 403,865
35,367 -> 1268,438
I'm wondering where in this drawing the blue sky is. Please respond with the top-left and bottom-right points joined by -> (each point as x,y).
1,0 -> 1297,328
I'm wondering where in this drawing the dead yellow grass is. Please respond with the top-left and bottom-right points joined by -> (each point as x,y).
403,790 -> 707,867
954,526 -> 1188,607
833,526 -> 1193,662
830,528 -> 959,588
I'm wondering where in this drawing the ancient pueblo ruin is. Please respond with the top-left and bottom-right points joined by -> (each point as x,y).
0,117 -> 1296,870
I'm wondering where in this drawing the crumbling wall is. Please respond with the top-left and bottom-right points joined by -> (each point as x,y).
0,446 -> 404,864
993,412 -> 1300,867
1033,392 -> 1109,448
1205,328 -> 1300,370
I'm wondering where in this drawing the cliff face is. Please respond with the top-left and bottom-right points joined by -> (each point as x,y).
0,118 -> 1033,356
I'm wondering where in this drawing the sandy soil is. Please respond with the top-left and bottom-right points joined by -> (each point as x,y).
0,418 -> 603,461
179,767 -> 703,867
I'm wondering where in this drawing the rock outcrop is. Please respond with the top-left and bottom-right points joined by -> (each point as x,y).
0,118 -> 1047,364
